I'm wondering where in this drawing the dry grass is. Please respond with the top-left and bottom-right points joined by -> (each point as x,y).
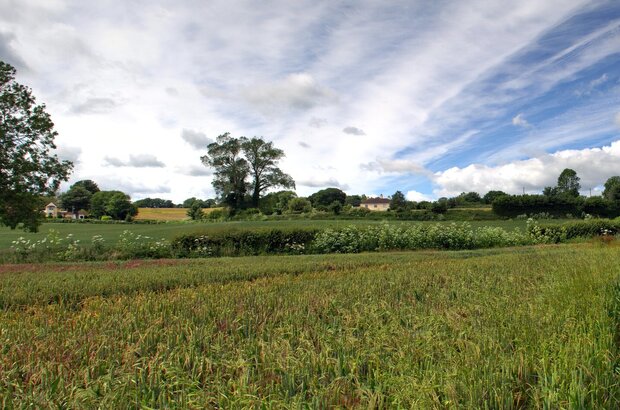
135,208 -> 223,221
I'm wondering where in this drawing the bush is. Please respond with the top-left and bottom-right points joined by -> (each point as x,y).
528,219 -> 620,243
171,228 -> 319,257
101,216 -> 113,221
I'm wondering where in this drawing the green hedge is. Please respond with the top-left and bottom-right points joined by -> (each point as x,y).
171,228 -> 319,257
528,219 -> 620,243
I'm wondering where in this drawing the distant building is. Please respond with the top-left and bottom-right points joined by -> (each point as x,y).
44,202 -> 59,218
360,197 -> 390,211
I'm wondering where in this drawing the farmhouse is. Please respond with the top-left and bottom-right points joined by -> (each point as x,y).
44,202 -> 59,218
360,197 -> 390,211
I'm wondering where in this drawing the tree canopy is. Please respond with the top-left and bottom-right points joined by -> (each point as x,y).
308,188 -> 347,209
556,168 -> 581,197
0,61 -> 73,231
201,133 -> 294,211
603,176 -> 620,202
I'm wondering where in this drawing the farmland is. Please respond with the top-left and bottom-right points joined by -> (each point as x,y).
0,218 -> 554,250
1,243 -> 620,407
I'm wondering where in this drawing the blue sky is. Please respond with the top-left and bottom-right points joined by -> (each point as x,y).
1,0 -> 619,202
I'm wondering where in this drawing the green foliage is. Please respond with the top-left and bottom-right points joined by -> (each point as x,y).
71,179 -> 100,195
527,219 -> 620,243
345,194 -> 363,207
309,188 -> 346,209
557,168 -> 581,197
287,197 -> 312,214
482,190 -> 507,204
201,134 -> 295,210
389,190 -> 407,211
90,191 -> 137,220
492,194 -> 584,217
60,184 -> 92,212
240,137 -> 295,207
604,176 -> 620,202
0,61 -> 73,232
327,200 -> 343,215
259,190 -> 297,215
133,197 -> 175,208
171,228 -> 319,257
186,202 -> 204,220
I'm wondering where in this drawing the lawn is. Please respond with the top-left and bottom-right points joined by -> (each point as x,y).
1,243 -> 619,407
0,218 -> 548,250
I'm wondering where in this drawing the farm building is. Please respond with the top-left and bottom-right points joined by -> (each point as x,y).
44,202 -> 59,218
360,197 -> 390,211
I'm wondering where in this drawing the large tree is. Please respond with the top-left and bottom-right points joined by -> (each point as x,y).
603,176 -> 620,202
308,188 -> 346,209
0,61 -> 73,231
201,133 -> 294,211
556,168 -> 581,198
201,133 -> 250,211
241,137 -> 295,208
60,184 -> 93,214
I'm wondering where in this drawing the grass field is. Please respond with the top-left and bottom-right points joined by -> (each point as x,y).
0,219 -> 556,250
1,243 -> 619,407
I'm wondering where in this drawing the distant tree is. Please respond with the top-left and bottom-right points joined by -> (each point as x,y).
0,61 -> 73,231
431,200 -> 448,214
106,192 -> 137,221
182,197 -> 198,208
309,188 -> 346,209
389,191 -> 407,211
240,137 -> 295,208
201,133 -> 250,211
328,200 -> 343,215
72,180 -> 100,195
91,190 -> 136,220
60,185 -> 93,214
187,202 -> 204,220
287,197 -> 312,214
482,190 -> 507,204
603,176 -> 620,202
459,192 -> 482,203
134,198 -> 175,208
543,186 -> 558,197
345,195 -> 363,207
556,168 -> 580,198
260,190 -> 297,215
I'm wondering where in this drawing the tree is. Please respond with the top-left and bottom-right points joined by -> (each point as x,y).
60,185 -> 92,214
106,192 -> 137,221
240,137 -> 295,208
134,197 -> 175,208
259,190 -> 297,215
345,195 -> 363,207
72,180 -> 100,195
603,176 -> 620,201
0,61 -> 73,231
90,190 -> 136,220
458,192 -> 482,203
201,133 -> 250,211
308,188 -> 346,209
389,191 -> 407,211
482,190 -> 507,204
556,168 -> 580,198
187,201 -> 204,220
327,200 -> 343,215
287,197 -> 312,214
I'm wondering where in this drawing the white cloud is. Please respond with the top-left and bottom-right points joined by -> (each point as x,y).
55,145 -> 82,163
308,117 -> 327,128
406,190 -> 432,202
103,154 -> 165,168
177,164 -> 213,177
242,73 -> 337,115
343,126 -> 365,136
298,177 -> 349,190
512,113 -> 531,128
433,140 -> 620,197
70,98 -> 118,115
181,129 -> 212,149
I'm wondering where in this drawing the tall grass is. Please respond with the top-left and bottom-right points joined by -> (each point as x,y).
1,243 -> 619,407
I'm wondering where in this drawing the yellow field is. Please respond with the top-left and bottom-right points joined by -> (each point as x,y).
135,207 -> 223,221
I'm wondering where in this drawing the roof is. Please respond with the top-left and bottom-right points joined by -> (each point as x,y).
361,197 -> 391,205
46,202 -> 57,208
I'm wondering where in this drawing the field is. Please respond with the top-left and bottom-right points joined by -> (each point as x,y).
1,242 -> 619,407
0,219 -> 553,250
135,207 -> 189,221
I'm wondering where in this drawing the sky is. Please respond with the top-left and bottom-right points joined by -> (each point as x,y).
1,0 -> 620,203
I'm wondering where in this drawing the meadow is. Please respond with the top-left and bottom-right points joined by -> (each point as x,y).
0,218 -> 547,250
1,243 -> 619,407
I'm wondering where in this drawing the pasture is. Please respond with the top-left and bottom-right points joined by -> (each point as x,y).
1,243 -> 619,407
0,218 -> 549,250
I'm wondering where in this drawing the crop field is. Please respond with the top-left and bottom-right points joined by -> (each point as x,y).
0,219 -> 559,250
135,207 -> 190,221
1,243 -> 619,407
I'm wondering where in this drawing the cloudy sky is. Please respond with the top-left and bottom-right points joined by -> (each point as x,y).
1,0 -> 620,202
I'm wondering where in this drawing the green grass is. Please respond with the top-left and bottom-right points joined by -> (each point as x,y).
0,219 -> 556,250
1,243 -> 619,407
